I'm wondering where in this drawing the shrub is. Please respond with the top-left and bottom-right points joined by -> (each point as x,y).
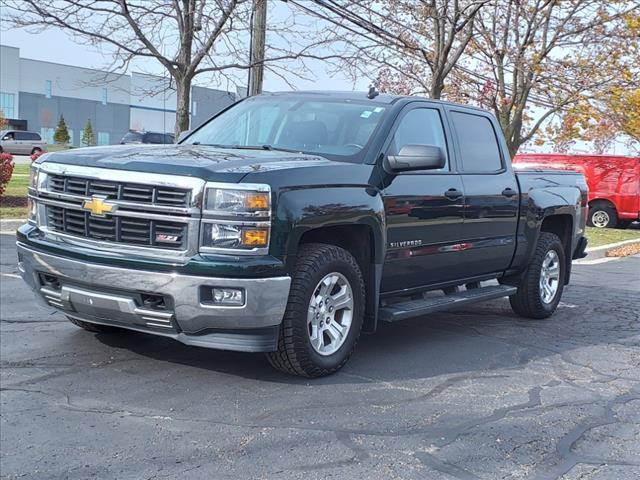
0,152 -> 15,197
82,119 -> 95,146
54,114 -> 70,145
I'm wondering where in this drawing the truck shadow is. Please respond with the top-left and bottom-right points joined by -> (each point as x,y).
94,285 -> 638,385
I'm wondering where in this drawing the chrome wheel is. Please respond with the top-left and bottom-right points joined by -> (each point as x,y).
539,250 -> 560,304
307,272 -> 354,356
591,210 -> 610,228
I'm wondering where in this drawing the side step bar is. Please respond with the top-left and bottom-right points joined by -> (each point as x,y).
379,284 -> 517,323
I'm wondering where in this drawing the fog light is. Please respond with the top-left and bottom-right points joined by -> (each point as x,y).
211,287 -> 245,306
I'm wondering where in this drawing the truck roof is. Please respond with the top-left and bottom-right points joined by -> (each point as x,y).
263,90 -> 490,112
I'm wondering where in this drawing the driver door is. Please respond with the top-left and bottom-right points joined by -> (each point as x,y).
380,104 -> 466,293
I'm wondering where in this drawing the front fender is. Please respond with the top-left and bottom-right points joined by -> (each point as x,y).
271,186 -> 386,268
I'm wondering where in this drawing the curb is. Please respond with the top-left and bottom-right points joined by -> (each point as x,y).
0,219 -> 25,233
582,238 -> 640,260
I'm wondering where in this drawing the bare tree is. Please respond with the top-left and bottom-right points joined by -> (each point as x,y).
290,0 -> 487,99
468,0 -> 639,156
2,0 -> 345,136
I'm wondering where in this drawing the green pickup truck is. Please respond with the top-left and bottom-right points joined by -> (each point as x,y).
18,91 -> 588,377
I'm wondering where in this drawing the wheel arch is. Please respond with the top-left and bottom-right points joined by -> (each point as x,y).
274,186 -> 386,333
540,214 -> 574,285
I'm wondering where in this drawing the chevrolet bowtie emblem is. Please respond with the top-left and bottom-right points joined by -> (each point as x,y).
82,196 -> 117,216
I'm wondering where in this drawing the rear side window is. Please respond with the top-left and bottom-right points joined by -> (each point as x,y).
451,112 -> 503,172
145,133 -> 163,144
28,132 -> 41,140
390,108 -> 448,170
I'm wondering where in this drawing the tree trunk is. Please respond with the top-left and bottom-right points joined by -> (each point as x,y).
175,77 -> 191,138
430,79 -> 444,100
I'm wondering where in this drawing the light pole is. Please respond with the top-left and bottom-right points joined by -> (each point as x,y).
247,0 -> 267,96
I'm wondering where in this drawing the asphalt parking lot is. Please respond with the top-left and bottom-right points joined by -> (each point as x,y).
1,233 -> 638,480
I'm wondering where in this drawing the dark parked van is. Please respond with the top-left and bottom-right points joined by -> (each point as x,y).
120,131 -> 174,145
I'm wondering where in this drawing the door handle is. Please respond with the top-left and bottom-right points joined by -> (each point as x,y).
444,188 -> 463,200
501,188 -> 517,198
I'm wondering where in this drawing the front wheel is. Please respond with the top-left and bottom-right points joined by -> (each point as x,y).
509,232 -> 566,319
266,243 -> 365,377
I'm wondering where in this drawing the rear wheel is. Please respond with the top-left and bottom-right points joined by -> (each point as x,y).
509,232 -> 566,319
587,201 -> 618,228
66,316 -> 125,334
266,243 -> 365,377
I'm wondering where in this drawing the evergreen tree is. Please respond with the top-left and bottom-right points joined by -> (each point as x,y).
53,114 -> 70,145
81,119 -> 95,147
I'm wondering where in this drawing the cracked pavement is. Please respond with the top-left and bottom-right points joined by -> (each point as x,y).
1,233 -> 638,479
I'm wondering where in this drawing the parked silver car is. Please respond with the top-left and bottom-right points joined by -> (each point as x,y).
0,130 -> 47,155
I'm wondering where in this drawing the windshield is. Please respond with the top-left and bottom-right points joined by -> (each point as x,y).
184,96 -> 387,162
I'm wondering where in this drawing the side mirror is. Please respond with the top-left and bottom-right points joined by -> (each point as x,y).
386,144 -> 445,172
177,130 -> 191,143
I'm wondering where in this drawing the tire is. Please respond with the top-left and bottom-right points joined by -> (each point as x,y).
587,201 -> 618,228
266,243 -> 365,377
66,316 -> 125,334
509,232 -> 566,319
31,147 -> 42,155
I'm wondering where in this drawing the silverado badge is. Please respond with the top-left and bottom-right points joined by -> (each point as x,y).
82,196 -> 117,216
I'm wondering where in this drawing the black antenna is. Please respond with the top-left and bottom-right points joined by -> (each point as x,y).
367,84 -> 379,99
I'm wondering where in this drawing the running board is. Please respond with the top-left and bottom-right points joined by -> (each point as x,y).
379,285 -> 517,323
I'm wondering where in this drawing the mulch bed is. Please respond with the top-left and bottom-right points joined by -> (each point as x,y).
0,196 -> 27,208
606,242 -> 640,257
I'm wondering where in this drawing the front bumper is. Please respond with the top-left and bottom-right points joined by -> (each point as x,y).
17,242 -> 291,352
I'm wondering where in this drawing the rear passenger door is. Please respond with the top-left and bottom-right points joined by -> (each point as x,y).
448,109 -> 519,276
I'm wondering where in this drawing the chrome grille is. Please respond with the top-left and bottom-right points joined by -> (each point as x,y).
32,163 -> 206,258
46,205 -> 187,249
48,174 -> 191,207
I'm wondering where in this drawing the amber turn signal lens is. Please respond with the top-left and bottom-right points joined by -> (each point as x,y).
244,193 -> 269,210
242,229 -> 268,246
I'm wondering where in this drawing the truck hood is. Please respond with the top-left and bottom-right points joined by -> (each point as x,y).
36,144 -> 340,183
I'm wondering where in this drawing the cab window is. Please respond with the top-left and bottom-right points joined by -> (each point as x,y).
390,108 -> 448,170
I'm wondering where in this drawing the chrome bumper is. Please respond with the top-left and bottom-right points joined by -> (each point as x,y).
16,242 -> 291,352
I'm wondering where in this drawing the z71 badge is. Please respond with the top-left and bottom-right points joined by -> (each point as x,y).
389,240 -> 423,249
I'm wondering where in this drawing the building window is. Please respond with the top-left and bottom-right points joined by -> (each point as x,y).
192,101 -> 197,116
40,127 -> 54,144
97,132 -> 110,145
0,92 -> 15,118
101,88 -> 107,105
67,129 -> 74,145
45,80 -> 52,99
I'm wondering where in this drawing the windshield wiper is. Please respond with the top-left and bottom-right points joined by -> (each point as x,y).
191,142 -> 237,148
240,145 -> 301,153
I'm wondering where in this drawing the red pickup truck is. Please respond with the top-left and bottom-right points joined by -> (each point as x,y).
514,154 -> 639,229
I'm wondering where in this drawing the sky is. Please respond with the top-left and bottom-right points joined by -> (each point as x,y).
0,3 -> 368,94
0,4 -> 636,155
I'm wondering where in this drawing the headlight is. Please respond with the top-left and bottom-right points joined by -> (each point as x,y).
200,183 -> 271,254
28,165 -> 41,224
201,223 -> 269,250
204,187 -> 270,215
29,165 -> 39,189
